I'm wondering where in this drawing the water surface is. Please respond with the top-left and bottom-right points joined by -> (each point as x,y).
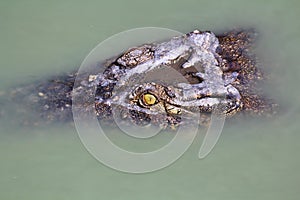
0,0 -> 299,199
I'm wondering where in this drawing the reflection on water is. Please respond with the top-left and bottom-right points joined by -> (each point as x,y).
0,0 -> 300,199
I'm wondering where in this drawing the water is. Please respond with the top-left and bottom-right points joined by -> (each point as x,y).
0,0 -> 300,199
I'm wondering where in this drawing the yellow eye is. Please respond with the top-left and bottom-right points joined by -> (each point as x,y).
143,93 -> 157,105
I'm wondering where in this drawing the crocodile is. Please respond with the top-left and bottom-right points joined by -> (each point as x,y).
3,29 -> 277,128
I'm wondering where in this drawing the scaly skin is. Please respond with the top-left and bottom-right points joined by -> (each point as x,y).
5,29 -> 277,127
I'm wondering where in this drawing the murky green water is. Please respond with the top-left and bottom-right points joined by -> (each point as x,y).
1,0 -> 300,199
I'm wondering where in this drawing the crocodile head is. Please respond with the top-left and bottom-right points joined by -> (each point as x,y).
90,30 -> 245,128
5,29 -> 275,127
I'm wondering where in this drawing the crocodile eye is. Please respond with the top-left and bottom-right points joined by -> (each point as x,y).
142,93 -> 157,105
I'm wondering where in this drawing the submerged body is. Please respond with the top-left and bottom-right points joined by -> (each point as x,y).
5,29 -> 277,127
